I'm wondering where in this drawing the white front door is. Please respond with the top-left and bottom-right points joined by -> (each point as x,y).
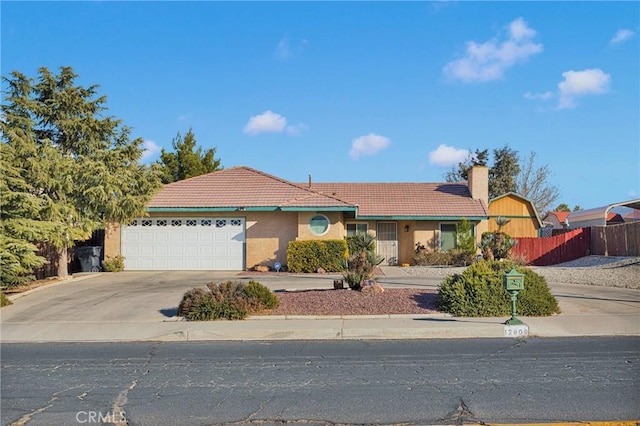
376,222 -> 398,265
121,217 -> 245,270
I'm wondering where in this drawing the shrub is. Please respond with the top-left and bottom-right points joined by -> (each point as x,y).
456,219 -> 476,253
437,260 -> 560,317
287,239 -> 348,273
343,233 -> 384,290
414,250 -> 452,266
102,255 -> 125,272
448,248 -> 477,267
1,292 -> 12,307
479,231 -> 516,261
178,280 -> 279,320
177,287 -> 209,317
244,280 -> 279,310
186,298 -> 247,321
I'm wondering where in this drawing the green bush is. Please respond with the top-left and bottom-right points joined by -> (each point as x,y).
437,260 -> 560,317
178,280 -> 279,321
287,239 -> 348,273
1,292 -> 12,307
102,255 -> 125,272
186,298 -> 247,321
244,280 -> 279,310
414,250 -> 452,266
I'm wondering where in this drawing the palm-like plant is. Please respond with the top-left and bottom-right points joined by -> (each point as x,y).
343,232 -> 384,290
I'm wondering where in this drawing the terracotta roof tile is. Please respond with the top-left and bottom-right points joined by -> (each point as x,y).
304,182 -> 487,217
149,166 -> 352,209
148,166 -> 487,218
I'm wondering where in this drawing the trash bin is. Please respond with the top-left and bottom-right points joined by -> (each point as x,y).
75,246 -> 102,272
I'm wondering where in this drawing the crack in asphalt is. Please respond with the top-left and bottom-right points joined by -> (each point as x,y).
108,342 -> 161,426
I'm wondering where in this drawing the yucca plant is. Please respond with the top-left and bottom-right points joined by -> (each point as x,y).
343,232 -> 384,290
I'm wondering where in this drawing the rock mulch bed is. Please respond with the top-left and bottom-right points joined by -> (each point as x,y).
262,288 -> 438,316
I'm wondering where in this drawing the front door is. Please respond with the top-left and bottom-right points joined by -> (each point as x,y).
376,222 -> 398,265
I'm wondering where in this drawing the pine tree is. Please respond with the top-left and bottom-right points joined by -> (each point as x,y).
1,66 -> 162,281
158,128 -> 222,183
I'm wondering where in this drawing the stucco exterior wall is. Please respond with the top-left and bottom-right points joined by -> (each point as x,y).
413,221 -> 439,254
296,211 -> 344,240
245,211 -> 298,269
104,221 -> 121,259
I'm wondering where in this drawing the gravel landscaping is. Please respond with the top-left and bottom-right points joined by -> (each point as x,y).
264,288 -> 439,316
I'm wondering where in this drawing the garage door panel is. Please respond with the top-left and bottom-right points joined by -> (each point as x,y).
122,217 -> 245,271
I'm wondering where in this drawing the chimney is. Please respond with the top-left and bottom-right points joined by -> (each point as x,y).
467,166 -> 488,206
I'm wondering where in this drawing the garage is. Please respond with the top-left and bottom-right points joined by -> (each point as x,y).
121,217 -> 245,270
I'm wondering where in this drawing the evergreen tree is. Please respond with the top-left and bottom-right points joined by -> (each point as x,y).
1,66 -> 162,281
444,149 -> 489,182
489,145 -> 520,199
158,129 -> 222,183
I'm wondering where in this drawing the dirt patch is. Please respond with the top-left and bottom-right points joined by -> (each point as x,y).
3,277 -> 71,295
262,288 -> 439,316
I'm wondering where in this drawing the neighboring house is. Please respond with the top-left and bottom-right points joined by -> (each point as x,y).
565,199 -> 640,229
624,210 -> 640,222
104,166 -> 489,271
487,192 -> 543,237
542,211 -> 571,230
607,212 -> 625,225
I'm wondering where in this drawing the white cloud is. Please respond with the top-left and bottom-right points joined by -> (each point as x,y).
141,140 -> 161,161
276,37 -> 309,60
243,110 -> 306,136
349,133 -> 391,160
610,29 -> 635,45
276,38 -> 291,60
243,110 -> 287,135
443,17 -> 543,83
428,144 -> 470,167
629,191 -> 638,198
524,91 -> 554,101
557,69 -> 611,109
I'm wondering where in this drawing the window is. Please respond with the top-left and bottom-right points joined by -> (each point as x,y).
346,223 -> 368,236
440,222 -> 476,251
171,219 -> 182,227
230,219 -> 242,226
201,219 -> 212,226
309,214 -> 330,235
141,220 -> 152,227
156,220 -> 167,227
186,219 -> 197,227
440,224 -> 457,251
216,219 -> 227,228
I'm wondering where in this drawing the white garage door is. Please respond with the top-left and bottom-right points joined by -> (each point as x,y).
121,217 -> 245,270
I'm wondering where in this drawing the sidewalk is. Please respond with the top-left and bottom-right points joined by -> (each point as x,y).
1,267 -> 638,343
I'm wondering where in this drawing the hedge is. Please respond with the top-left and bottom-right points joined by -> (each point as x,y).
287,239 -> 348,273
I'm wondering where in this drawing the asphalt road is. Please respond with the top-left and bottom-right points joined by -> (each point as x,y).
2,337 -> 639,425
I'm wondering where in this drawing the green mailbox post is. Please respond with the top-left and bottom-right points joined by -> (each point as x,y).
503,267 -> 525,325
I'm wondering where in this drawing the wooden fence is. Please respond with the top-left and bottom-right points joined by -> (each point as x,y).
591,221 -> 640,256
512,228 -> 591,266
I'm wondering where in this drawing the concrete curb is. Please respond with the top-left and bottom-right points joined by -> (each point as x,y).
6,273 -> 100,301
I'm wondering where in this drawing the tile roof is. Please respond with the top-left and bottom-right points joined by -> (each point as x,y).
148,165 -> 488,218
304,182 -> 488,218
547,211 -> 570,223
148,166 -> 353,209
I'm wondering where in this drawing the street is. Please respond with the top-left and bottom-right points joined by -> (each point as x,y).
2,337 -> 639,425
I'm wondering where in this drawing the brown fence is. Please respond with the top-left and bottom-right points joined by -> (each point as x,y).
591,222 -> 640,256
512,228 -> 591,266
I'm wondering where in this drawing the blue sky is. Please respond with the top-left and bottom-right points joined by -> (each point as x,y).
2,1 -> 639,210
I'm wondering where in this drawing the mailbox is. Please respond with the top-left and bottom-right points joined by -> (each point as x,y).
503,267 -> 524,292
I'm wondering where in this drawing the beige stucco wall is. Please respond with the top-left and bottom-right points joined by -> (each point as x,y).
296,211 -> 344,240
104,221 -> 121,259
245,211 -> 298,269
